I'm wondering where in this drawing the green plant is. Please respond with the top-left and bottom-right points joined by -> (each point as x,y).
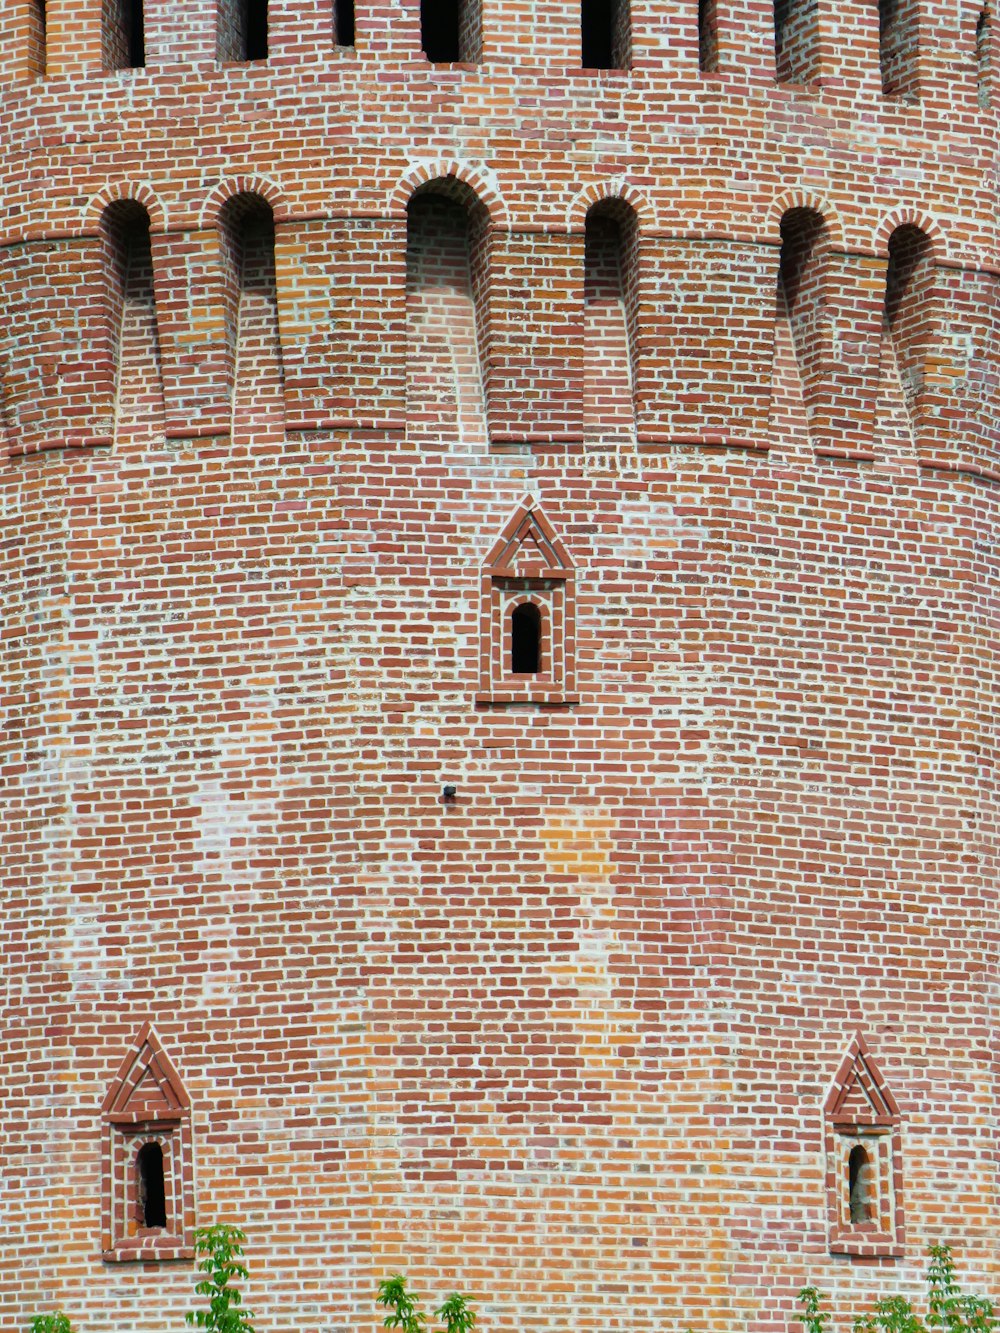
377,1275 -> 476,1333
29,1317 -> 73,1333
797,1247 -> 997,1333
186,1224 -> 256,1333
798,1287 -> 832,1333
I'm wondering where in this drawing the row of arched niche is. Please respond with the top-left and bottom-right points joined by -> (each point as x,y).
90,174 -> 951,438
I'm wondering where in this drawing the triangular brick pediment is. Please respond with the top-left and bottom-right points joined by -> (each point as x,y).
101,1022 -> 191,1119
483,496 -> 574,577
824,1032 -> 900,1126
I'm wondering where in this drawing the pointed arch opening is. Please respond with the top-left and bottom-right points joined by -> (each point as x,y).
584,198 -> 639,437
218,0 -> 269,61
879,0 -> 920,99
884,223 -> 935,422
103,0 -> 145,69
977,4 -> 992,107
136,1143 -> 167,1229
581,0 -> 630,69
421,0 -> 481,62
405,180 -> 490,439
773,0 -> 820,83
698,0 -> 719,71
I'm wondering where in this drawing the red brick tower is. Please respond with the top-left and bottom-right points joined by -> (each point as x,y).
0,0 -> 997,1329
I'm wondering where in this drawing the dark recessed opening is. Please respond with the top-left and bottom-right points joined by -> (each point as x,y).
246,0 -> 268,58
127,0 -> 145,66
511,602 -> 542,675
698,0 -> 718,71
421,0 -> 460,60
336,0 -> 356,46
582,0 -> 628,68
136,1143 -> 166,1229
773,0 -> 789,77
977,5 -> 991,106
883,223 -> 931,328
581,0 -> 613,67
30,0 -> 47,76
848,1145 -> 874,1225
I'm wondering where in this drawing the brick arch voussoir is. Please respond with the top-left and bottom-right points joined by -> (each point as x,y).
200,176 -> 290,229
86,183 -> 167,233
567,180 -> 654,233
391,161 -> 509,228
874,209 -> 946,260
768,190 -> 844,250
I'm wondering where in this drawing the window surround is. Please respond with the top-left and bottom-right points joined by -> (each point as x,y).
101,1023 -> 195,1262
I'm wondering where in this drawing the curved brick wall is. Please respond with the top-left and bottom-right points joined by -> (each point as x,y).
1,1 -> 998,1330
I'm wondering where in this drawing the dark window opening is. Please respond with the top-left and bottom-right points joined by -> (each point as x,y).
581,0 -> 629,68
128,0 -> 145,67
422,0 -> 459,60
336,0 -> 356,46
245,0 -> 268,59
848,1145 -> 874,1225
218,0 -> 268,61
698,0 -> 718,71
511,603 -> 542,675
136,1144 -> 166,1229
104,0 -> 144,69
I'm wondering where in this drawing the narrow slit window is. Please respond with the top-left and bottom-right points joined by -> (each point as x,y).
420,0 -> 481,61
29,0 -> 47,76
104,0 -> 145,69
774,0 -> 791,77
336,0 -> 356,46
977,5 -> 992,108
511,603 -> 542,675
136,1144 -> 166,1229
698,0 -> 719,71
848,1145 -> 874,1224
581,0 -> 630,68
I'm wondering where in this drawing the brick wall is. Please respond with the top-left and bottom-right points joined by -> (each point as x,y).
0,1 -> 998,1331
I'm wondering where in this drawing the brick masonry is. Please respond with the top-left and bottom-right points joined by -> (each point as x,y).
0,1 -> 998,1330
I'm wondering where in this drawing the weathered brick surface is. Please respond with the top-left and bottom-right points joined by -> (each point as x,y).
0,2 -> 998,1331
